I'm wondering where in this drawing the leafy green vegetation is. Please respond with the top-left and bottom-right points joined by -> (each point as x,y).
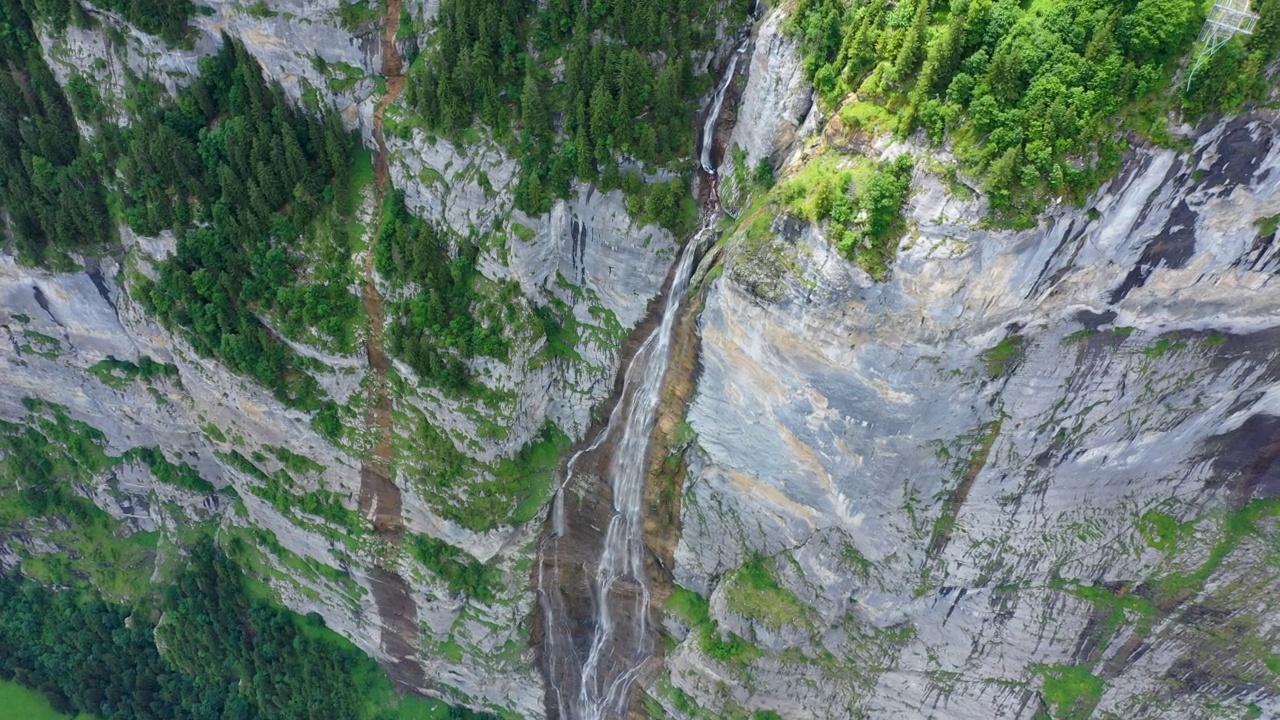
1149,497 -> 1280,607
1036,663 -> 1105,719
1141,337 -> 1187,359
122,446 -> 216,494
1054,579 -> 1156,656
982,334 -> 1025,378
0,540 -> 498,720
666,586 -> 760,663
1182,0 -> 1280,118
404,0 -> 752,227
19,330 -> 62,358
0,679 -> 93,720
406,533 -> 501,602
336,0 -> 381,30
0,0 -> 113,266
621,172 -> 700,237
725,554 -> 812,631
411,420 -> 570,532
375,191 -> 507,391
87,356 -> 178,389
1138,508 -> 1193,553
1257,214 -> 1280,238
124,39 -> 361,411
269,444 -> 325,474
0,400 -> 159,598
808,154 -> 914,279
27,0 -> 196,43
788,0 -> 1280,222
222,449 -> 362,535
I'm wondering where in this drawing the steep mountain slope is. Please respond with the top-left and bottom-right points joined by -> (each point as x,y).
655,9 -> 1280,718
2,0 -> 1279,718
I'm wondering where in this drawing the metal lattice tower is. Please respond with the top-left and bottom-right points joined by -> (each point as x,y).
1186,0 -> 1259,88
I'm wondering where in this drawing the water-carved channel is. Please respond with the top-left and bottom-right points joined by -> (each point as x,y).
534,36 -> 748,719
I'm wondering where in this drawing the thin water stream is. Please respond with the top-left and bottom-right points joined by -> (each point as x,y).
535,39 -> 745,719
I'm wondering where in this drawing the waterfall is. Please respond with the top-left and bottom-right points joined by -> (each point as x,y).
700,48 -> 743,174
537,43 -> 741,720
538,226 -> 710,719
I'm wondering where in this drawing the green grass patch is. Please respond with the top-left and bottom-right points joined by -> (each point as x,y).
982,334 -> 1026,378
1139,509 -> 1194,554
268,444 -> 324,475
393,694 -> 475,720
406,532 -> 501,602
725,554 -> 812,631
0,679 -> 95,719
1037,664 -> 1105,719
665,586 -> 760,665
511,223 -> 536,243
1142,337 -> 1187,360
1257,214 -> 1280,237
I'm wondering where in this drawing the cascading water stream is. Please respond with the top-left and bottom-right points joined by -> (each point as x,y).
700,46 -> 744,174
536,40 -> 743,720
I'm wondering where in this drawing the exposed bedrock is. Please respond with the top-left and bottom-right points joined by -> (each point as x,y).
665,114 -> 1280,718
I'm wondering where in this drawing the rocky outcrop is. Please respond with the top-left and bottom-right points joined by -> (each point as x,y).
0,247 -> 547,715
716,6 -> 814,178
662,114 -> 1280,718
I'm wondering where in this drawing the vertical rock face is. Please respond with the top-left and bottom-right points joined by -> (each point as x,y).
3,1 -> 678,717
9,1 -> 1280,717
665,104 -> 1280,716
715,7 -> 813,177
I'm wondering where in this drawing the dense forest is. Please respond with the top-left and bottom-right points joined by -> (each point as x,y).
0,541 -> 498,720
127,38 -> 359,414
21,0 -> 194,43
405,0 -> 754,221
788,0 -> 1280,220
0,0 -> 194,262
0,0 -> 113,265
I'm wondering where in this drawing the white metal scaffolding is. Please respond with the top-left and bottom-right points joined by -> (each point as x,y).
1186,0 -> 1259,89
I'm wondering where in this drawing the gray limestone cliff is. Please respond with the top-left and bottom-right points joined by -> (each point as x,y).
655,15 -> 1280,715
3,0 -> 677,716
5,1 -> 1280,718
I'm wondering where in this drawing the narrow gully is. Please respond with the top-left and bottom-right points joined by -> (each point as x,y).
357,0 -> 426,694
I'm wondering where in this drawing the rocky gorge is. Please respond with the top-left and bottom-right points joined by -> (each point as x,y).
2,1 -> 1280,719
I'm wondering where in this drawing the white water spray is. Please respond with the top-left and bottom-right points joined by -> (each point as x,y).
537,43 -> 741,720
699,47 -> 743,174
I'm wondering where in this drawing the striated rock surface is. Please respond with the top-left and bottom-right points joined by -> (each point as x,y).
662,113 -> 1280,718
8,0 -> 1280,717
3,0 -> 676,715
716,6 -> 814,178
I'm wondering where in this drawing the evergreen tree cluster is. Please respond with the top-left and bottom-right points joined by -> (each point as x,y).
1183,0 -> 1280,116
374,191 -> 507,391
24,0 -> 194,43
788,0 -> 1280,219
0,540 -> 500,719
405,0 -> 753,222
126,38 -> 358,411
0,0 -> 113,265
